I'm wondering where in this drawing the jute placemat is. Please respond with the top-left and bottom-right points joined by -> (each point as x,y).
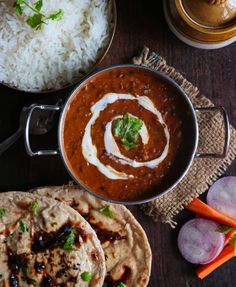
133,47 -> 236,227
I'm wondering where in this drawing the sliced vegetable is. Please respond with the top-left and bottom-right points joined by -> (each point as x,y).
187,198 -> 236,227
178,218 -> 225,264
207,176 -> 236,219
99,205 -> 114,219
0,208 -> 6,218
81,271 -> 92,282
117,283 -> 127,287
196,244 -> 235,279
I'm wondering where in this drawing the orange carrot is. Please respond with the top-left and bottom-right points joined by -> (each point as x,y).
196,245 -> 235,279
187,198 -> 236,228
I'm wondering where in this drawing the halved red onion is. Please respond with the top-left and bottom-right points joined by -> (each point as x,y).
178,218 -> 225,265
207,176 -> 236,219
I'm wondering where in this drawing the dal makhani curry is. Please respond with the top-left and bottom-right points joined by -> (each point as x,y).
62,67 -> 185,201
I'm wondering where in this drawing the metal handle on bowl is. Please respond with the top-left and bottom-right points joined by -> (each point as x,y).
195,106 -> 230,158
24,104 -> 61,156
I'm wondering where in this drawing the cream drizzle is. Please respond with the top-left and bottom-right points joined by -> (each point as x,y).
82,93 -> 170,180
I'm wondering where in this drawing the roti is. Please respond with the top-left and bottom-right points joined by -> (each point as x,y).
32,185 -> 152,287
0,192 -> 105,287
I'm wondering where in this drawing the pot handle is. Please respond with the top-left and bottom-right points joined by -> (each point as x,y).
195,106 -> 230,158
24,104 -> 61,156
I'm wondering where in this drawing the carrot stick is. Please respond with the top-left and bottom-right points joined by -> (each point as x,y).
196,245 -> 235,279
187,198 -> 236,228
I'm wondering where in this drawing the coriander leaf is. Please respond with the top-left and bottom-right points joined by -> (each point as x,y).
229,234 -> 236,256
22,267 -> 28,278
27,14 -> 44,30
217,225 -> 236,234
14,3 -> 23,15
0,208 -> 6,218
117,283 -> 127,287
63,228 -> 77,251
22,267 -> 37,285
48,9 -> 64,21
35,0 -> 42,11
19,220 -> 27,233
14,0 -> 63,30
81,272 -> 92,282
113,114 -> 143,150
100,205 -> 114,219
28,200 -> 39,216
16,0 -> 24,4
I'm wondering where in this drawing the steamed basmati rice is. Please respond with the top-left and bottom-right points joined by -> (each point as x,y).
0,0 -> 112,91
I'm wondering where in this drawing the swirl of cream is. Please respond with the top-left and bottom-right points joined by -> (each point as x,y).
82,93 -> 170,180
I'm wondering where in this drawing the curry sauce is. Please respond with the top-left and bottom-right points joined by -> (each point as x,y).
62,67 -> 185,201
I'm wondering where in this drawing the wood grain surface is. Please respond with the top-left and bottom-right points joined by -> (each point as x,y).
0,1 -> 236,286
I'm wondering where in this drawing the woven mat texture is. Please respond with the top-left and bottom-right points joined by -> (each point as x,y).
133,47 -> 236,227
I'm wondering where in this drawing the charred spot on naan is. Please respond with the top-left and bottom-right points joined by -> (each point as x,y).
104,266 -> 132,286
32,221 -> 89,253
90,222 -> 126,244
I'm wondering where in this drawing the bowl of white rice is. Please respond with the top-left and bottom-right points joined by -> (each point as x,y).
0,0 -> 116,93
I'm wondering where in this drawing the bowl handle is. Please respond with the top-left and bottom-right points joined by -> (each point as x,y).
194,106 -> 230,158
24,104 -> 61,156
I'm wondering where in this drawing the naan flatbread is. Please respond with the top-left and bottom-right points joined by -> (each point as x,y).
0,192 -> 105,287
32,185 -> 152,287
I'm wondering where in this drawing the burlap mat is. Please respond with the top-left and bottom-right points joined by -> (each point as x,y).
133,47 -> 236,227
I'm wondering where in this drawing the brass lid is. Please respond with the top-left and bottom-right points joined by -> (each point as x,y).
182,0 -> 236,27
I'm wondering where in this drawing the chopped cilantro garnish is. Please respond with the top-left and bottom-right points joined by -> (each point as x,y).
229,234 -> 236,256
113,114 -> 143,150
35,0 -> 42,11
81,271 -> 92,282
99,205 -> 114,219
19,220 -> 27,233
48,9 -> 64,21
29,200 -> 39,216
13,0 -> 64,30
0,208 -> 6,218
218,225 -> 236,256
27,14 -> 44,30
63,228 -> 77,251
217,225 -> 236,234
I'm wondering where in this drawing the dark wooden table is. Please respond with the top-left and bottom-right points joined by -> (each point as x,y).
0,1 -> 236,286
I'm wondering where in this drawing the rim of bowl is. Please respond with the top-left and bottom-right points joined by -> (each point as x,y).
0,0 -> 117,94
57,64 -> 199,205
